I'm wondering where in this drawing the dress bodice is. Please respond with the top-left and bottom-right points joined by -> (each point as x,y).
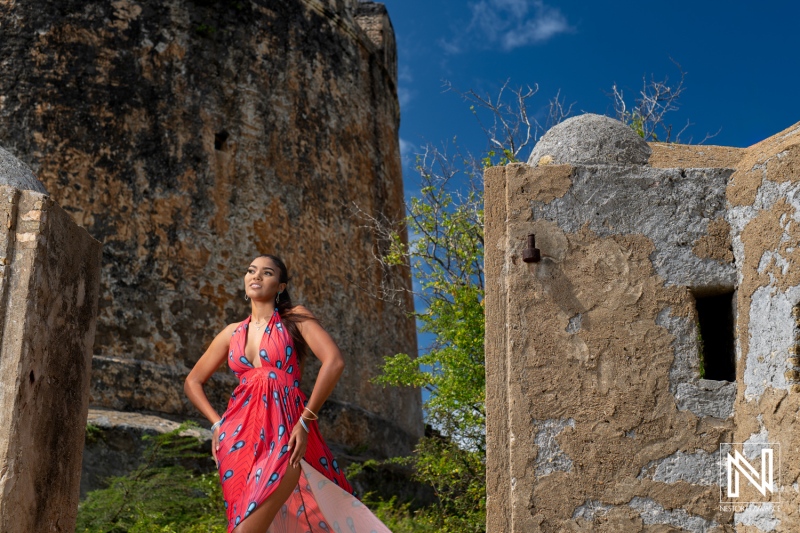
227,309 -> 300,385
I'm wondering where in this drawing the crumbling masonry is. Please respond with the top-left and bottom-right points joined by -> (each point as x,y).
486,114 -> 800,532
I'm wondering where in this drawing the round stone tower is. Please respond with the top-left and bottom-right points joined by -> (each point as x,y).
0,0 -> 420,473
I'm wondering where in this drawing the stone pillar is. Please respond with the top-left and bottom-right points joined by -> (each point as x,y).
0,146 -> 102,532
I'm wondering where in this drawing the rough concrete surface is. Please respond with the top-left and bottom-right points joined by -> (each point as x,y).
694,217 -> 735,263
734,504 -> 780,531
529,164 -> 736,291
649,142 -> 745,170
484,115 -> 800,532
487,117 -> 800,531
638,448 -> 722,486
727,121 -> 800,530
533,418 -> 575,477
0,182 -> 101,531
485,202 -> 733,529
0,0 -> 422,473
628,496 -> 720,532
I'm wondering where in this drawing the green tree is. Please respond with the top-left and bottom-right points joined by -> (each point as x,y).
377,155 -> 485,450
361,140 -> 486,531
363,81 -> 561,532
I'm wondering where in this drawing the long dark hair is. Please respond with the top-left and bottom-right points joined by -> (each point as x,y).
256,254 -> 316,364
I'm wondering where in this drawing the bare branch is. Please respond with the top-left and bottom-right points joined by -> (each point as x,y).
444,79 -> 543,162
609,59 -> 688,142
695,127 -> 722,145
547,89 -> 575,128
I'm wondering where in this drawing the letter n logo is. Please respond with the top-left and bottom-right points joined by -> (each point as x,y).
726,448 -> 773,497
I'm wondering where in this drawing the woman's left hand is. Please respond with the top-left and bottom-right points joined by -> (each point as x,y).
288,420 -> 308,468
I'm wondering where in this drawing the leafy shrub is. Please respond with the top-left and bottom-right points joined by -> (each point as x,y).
77,422 -> 226,533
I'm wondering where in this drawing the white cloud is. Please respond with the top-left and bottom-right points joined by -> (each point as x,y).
398,86 -> 414,108
399,138 -> 413,156
399,138 -> 416,166
437,37 -> 463,55
443,0 -> 572,53
398,64 -> 414,83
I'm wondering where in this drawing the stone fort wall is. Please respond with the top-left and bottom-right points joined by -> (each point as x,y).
0,0 -> 421,470
486,114 -> 800,532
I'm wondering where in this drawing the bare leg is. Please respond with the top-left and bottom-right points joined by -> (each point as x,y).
232,463 -> 303,533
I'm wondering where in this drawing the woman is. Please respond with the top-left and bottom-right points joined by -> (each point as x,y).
185,254 -> 391,533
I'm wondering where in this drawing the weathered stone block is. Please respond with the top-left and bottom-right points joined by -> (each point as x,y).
487,115 -> 748,532
0,155 -> 101,531
489,115 -> 800,531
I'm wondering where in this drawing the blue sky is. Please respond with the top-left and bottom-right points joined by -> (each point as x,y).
383,0 -> 800,173
380,0 -> 800,363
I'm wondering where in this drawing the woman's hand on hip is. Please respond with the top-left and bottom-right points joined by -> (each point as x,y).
288,421 -> 308,468
212,425 -> 220,468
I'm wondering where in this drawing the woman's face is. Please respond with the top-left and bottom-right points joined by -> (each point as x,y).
244,256 -> 285,302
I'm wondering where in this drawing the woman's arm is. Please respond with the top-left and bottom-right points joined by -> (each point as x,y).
287,305 -> 345,467
184,323 -> 237,425
295,305 -> 345,416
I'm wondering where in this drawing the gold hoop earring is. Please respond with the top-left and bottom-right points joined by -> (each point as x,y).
244,293 -> 249,301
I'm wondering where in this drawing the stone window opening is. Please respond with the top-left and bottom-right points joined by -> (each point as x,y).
214,130 -> 229,151
694,290 -> 736,381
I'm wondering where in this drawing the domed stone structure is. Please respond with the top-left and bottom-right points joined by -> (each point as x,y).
527,113 -> 652,167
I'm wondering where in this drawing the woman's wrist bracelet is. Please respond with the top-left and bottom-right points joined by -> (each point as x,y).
302,406 -> 318,420
210,419 -> 222,432
299,417 -> 310,433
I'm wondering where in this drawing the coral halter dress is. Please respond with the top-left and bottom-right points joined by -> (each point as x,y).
217,309 -> 391,532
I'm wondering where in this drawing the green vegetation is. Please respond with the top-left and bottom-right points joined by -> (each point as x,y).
194,24 -> 217,38
377,178 -> 485,452
365,118 -> 488,532
349,440 -> 486,533
77,422 -> 226,533
85,423 -> 102,444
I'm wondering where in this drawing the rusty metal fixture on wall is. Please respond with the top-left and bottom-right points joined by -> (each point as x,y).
523,233 -> 541,263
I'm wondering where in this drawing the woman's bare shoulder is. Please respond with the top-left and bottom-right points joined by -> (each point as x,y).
290,305 -> 318,332
220,321 -> 240,337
